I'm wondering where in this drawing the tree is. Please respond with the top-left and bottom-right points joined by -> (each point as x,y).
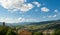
0,27 -> 8,35
0,26 -> 17,35
52,30 -> 60,35
33,32 -> 43,35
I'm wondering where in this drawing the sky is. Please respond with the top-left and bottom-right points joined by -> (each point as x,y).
0,0 -> 60,23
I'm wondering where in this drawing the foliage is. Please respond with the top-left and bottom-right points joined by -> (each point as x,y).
53,29 -> 60,35
33,32 -> 43,35
0,26 -> 17,35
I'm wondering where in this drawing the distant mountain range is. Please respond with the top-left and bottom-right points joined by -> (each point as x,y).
0,19 -> 60,27
29,20 -> 60,25
28,20 -> 60,31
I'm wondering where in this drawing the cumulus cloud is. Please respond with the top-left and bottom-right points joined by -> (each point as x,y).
0,17 -> 18,23
19,3 -> 34,12
16,17 -> 38,22
41,7 -> 50,12
0,17 -> 38,23
43,16 -> 46,18
48,16 -> 51,18
33,1 -> 41,7
0,0 -> 34,12
35,9 -> 38,12
48,15 -> 57,18
53,15 -> 57,17
54,10 -> 58,12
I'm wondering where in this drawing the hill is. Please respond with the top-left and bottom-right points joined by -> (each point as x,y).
24,20 -> 60,31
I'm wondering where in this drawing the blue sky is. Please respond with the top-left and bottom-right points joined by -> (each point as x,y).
0,0 -> 60,23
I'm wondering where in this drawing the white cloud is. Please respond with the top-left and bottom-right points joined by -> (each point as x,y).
33,1 -> 41,7
53,15 -> 57,17
54,10 -> 58,12
48,15 -> 57,18
17,17 -> 38,22
19,3 -> 34,12
0,0 -> 34,12
0,17 -> 38,23
43,16 -> 46,18
48,16 -> 52,18
35,9 -> 38,12
41,7 -> 50,12
0,17 -> 18,23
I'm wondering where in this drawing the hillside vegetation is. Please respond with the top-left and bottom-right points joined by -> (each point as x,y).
0,20 -> 60,35
0,26 -> 17,35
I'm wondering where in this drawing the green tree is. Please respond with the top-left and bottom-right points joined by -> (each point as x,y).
33,32 -> 43,35
6,28 -> 17,35
52,30 -> 60,35
0,27 -> 8,35
0,26 -> 17,35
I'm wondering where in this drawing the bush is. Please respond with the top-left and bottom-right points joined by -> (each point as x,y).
33,32 -> 43,35
0,26 -> 17,35
52,30 -> 60,35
